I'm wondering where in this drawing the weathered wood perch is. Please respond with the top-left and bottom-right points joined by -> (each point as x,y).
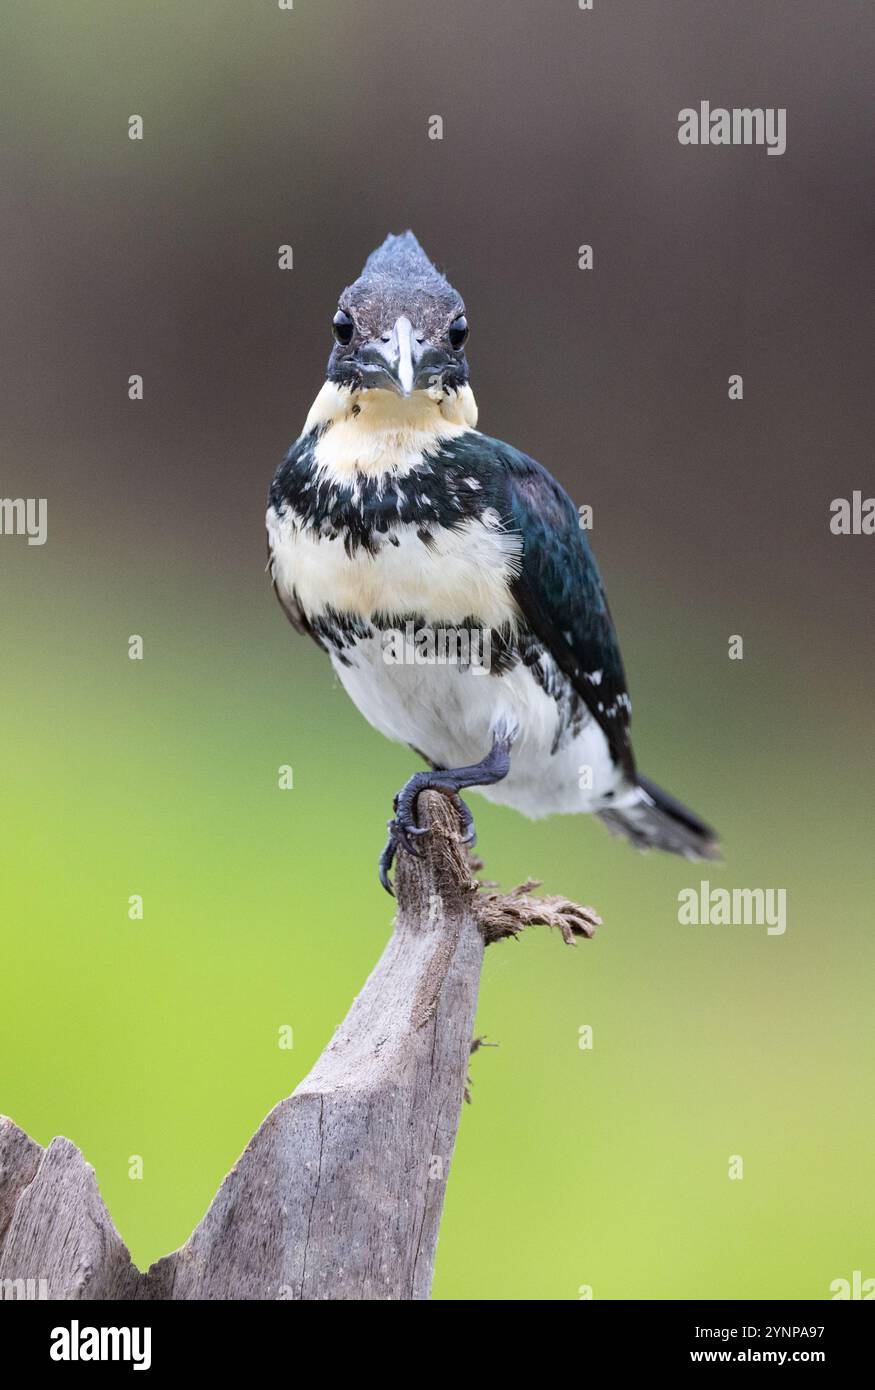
0,792 -> 598,1301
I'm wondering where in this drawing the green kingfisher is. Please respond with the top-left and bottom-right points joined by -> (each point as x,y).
267,232 -> 718,892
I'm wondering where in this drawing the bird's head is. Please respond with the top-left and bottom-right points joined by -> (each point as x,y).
326,231 -> 469,401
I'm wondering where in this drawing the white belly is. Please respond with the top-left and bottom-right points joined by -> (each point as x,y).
332,635 -> 623,818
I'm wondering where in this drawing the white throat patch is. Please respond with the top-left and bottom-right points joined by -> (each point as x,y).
303,381 -> 479,483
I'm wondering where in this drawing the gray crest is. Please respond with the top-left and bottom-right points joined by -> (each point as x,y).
340,231 -> 464,340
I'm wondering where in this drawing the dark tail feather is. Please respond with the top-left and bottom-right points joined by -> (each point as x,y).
597,775 -> 720,861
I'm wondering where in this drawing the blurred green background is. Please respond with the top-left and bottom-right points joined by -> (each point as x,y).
1,1 -> 873,1299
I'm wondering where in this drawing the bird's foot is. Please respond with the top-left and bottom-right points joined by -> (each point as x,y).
378,774 -> 477,895
376,735 -> 514,895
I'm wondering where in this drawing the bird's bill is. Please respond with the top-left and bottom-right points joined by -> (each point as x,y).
353,315 -> 453,396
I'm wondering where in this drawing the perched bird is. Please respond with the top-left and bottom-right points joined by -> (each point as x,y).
267,232 -> 718,891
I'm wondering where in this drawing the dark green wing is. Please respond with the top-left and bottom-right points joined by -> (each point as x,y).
500,445 -> 635,777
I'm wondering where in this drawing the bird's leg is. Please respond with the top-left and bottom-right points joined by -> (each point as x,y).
379,731 -> 514,894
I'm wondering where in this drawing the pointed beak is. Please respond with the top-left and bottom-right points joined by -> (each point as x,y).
354,316 -> 451,396
389,315 -> 417,394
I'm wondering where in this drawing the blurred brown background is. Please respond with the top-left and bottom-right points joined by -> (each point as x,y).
3,0 -> 873,653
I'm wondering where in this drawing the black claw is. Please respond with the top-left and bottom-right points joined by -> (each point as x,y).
394,822 -> 424,857
379,834 -> 396,895
379,819 -> 404,895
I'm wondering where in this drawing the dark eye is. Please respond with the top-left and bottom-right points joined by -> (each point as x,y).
332,309 -> 354,345
448,315 -> 468,350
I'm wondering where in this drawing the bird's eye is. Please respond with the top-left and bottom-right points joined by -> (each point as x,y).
332,309 -> 354,345
448,315 -> 468,350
